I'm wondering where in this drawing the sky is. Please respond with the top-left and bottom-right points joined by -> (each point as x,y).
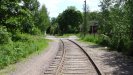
38,0 -> 101,18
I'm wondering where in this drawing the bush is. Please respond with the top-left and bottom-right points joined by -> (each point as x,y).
80,34 -> 101,44
126,41 -> 133,56
0,44 -> 13,69
31,28 -> 42,35
0,34 -> 48,69
12,33 -> 31,42
0,26 -> 12,44
99,34 -> 111,46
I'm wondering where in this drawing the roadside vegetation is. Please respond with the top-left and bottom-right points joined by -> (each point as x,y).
80,34 -> 100,44
79,0 -> 133,56
0,0 -> 50,69
0,33 -> 48,69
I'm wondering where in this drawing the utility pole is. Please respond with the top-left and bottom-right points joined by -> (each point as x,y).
83,0 -> 87,36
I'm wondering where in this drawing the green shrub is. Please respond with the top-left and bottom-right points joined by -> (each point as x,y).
0,26 -> 12,44
0,44 -> 13,69
79,34 -> 133,56
80,34 -> 102,44
126,41 -> 133,56
0,34 -> 48,69
99,34 -> 111,46
12,33 -> 31,42
31,28 -> 42,35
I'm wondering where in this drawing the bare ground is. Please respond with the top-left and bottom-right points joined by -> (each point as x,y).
75,40 -> 133,75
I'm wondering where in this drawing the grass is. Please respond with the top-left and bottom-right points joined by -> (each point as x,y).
55,34 -> 77,38
78,38 -> 97,45
0,64 -> 16,75
0,34 -> 49,70
79,34 -> 101,44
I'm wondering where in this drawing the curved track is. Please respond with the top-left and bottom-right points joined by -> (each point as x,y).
43,39 -> 102,75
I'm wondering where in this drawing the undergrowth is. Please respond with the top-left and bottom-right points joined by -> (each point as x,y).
0,34 -> 48,69
79,34 -> 133,56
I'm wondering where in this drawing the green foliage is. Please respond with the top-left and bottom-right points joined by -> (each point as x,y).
48,17 -> 59,35
0,26 -> 12,44
23,0 -> 39,12
57,6 -> 83,34
126,0 -> 133,40
87,12 -> 101,21
98,34 -> 111,46
5,16 -> 20,33
80,34 -> 101,44
80,0 -> 133,55
0,0 -> 22,33
0,34 -> 48,69
21,16 -> 34,33
81,0 -> 133,56
0,0 -> 50,35
38,5 -> 50,33
31,28 -> 42,35
0,0 -> 50,69
12,33 -> 31,42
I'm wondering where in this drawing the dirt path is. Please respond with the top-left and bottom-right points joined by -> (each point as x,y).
10,39 -> 59,75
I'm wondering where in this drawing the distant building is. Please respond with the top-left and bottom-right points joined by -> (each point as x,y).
79,21 -> 99,34
88,21 -> 98,34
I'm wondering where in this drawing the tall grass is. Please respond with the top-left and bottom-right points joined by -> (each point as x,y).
79,34 -> 133,56
0,34 -> 48,69
80,34 -> 101,44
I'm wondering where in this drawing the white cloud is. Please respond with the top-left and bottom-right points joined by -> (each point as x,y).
38,0 -> 101,18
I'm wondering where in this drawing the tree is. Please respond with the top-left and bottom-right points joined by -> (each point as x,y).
23,0 -> 39,12
57,6 -> 83,34
126,0 -> 133,40
0,0 -> 50,35
99,0 -> 112,35
0,0 -> 22,33
50,18 -> 58,35
0,0 -> 40,34
38,5 -> 50,34
20,0 -> 40,34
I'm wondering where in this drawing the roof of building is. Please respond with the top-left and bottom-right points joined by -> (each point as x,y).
89,21 -> 99,26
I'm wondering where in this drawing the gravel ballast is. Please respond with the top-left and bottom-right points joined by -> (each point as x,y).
75,40 -> 133,75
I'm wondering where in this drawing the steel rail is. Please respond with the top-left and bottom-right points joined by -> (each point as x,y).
55,39 -> 66,75
68,39 -> 102,75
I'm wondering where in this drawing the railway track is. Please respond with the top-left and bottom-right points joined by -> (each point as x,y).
43,39 -> 102,75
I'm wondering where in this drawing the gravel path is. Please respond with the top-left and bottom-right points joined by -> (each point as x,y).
74,40 -> 133,75
10,40 -> 60,75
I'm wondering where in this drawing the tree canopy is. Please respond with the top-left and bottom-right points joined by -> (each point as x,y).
0,0 -> 50,44
57,6 -> 83,34
38,5 -> 50,33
